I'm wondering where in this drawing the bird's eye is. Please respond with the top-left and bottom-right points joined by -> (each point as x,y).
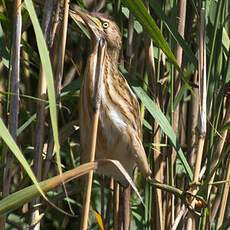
102,22 -> 109,29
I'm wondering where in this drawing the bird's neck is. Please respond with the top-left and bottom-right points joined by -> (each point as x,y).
106,48 -> 120,66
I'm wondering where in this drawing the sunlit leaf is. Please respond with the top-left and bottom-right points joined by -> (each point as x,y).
94,211 -> 104,230
133,86 -> 193,180
0,162 -> 97,216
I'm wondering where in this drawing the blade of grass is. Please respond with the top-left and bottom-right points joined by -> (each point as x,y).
0,162 -> 97,216
24,0 -> 61,172
133,86 -> 193,180
149,0 -> 197,68
0,118 -> 46,198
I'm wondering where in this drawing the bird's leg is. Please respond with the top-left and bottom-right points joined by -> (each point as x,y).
80,38 -> 106,230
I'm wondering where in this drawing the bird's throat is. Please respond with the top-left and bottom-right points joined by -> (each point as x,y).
106,48 -> 120,65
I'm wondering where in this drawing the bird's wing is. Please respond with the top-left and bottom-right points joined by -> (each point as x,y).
104,68 -> 142,138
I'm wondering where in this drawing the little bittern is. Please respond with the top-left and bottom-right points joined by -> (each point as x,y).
75,8 -> 152,186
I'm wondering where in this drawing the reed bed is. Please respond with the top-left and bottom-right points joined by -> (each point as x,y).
0,0 -> 229,229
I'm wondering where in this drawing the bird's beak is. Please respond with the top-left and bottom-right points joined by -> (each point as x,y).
70,6 -> 102,40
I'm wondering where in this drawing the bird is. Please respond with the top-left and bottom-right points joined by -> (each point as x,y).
72,7 -> 152,186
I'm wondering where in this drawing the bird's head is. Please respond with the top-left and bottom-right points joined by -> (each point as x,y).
71,7 -> 122,51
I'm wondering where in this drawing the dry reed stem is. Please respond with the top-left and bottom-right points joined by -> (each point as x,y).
122,13 -> 134,229
171,0 -> 187,225
51,0 -> 75,215
56,0 -> 69,95
80,112 -> 100,230
123,13 -> 134,223
105,178 -> 114,228
100,176 -> 105,221
217,160 -> 230,228
211,100 -> 230,170
152,126 -> 164,230
0,1 -> 21,229
207,99 -> 230,197
80,39 -> 106,230
187,71 -> 199,167
43,0 -> 60,181
207,98 -> 230,228
123,186 -> 131,230
22,32 -> 32,114
113,181 -> 120,230
142,2 -> 164,229
172,205 -> 187,230
146,28 -> 163,230
187,4 -> 206,229
30,0 -> 56,228
126,13 -> 134,70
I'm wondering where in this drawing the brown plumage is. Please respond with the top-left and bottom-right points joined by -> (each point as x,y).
74,8 -> 152,186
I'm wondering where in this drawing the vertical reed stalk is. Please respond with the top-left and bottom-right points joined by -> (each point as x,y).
217,159 -> 230,228
55,0 -> 69,95
123,186 -> 131,230
187,71 -> 199,167
123,11 -> 134,230
113,181 -> 120,230
22,32 -> 32,114
208,100 -> 230,195
171,0 -> 187,226
30,0 -> 54,228
143,2 -> 163,229
186,3 -> 206,229
43,0 -> 60,180
126,13 -> 134,71
0,1 -> 21,228
144,10 -> 163,229
80,39 -> 106,230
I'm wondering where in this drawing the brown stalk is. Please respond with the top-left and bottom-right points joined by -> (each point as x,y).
100,176 -> 105,221
0,0 -> 21,229
51,0 -> 75,215
122,11 -> 135,230
172,205 -> 187,230
55,0 -> 69,95
126,13 -> 134,71
105,178 -> 113,229
210,98 -> 230,174
169,0 -> 187,226
147,40 -> 163,230
193,3 -> 206,190
113,181 -> 120,230
80,38 -> 106,230
186,4 -> 206,229
42,0 -> 60,180
151,128 -> 164,230
22,32 -> 32,115
199,100 -> 230,227
147,38 -> 164,230
203,98 -> 230,209
143,1 -> 163,229
123,186 -> 131,230
207,98 -> 230,227
187,71 -> 199,167
30,0 -> 56,228
217,158 -> 230,228
210,194 -> 221,224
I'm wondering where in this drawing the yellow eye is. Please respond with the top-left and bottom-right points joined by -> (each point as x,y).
102,22 -> 109,29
